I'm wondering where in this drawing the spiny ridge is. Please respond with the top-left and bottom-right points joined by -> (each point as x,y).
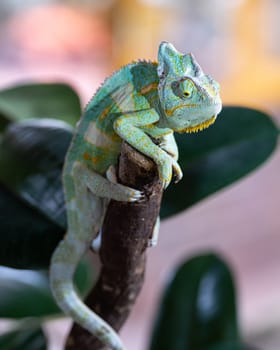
85,60 -> 157,111
179,115 -> 217,133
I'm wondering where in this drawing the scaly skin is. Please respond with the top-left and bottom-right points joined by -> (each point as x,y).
49,42 -> 222,349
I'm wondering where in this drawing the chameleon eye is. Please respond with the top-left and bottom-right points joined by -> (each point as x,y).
180,78 -> 194,99
171,78 -> 195,99
183,91 -> 191,97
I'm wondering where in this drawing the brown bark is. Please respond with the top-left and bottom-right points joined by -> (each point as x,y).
65,142 -> 163,349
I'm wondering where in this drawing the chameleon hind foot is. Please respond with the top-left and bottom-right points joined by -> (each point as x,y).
72,161 -> 144,203
105,165 -> 145,202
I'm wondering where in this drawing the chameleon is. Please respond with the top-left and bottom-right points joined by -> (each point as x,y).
49,41 -> 222,349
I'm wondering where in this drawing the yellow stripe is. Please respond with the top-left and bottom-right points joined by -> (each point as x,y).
140,82 -> 158,95
83,152 -> 104,166
83,152 -> 91,160
99,105 -> 111,120
165,103 -> 198,117
84,121 -> 121,147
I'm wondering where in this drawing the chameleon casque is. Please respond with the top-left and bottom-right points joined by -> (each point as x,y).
49,42 -> 222,349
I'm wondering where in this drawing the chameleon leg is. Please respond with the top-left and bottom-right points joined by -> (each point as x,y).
91,165 -> 118,253
106,164 -> 118,184
50,169 -> 126,350
143,128 -> 182,183
114,110 -> 180,188
158,133 -> 179,161
157,133 -> 182,183
72,161 -> 144,202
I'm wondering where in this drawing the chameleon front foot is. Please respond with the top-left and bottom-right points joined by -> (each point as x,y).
72,161 -> 144,203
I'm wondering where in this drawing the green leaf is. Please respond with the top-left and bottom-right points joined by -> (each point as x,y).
161,107 -> 279,218
0,326 -> 47,350
0,83 -> 81,127
0,119 -> 73,229
0,257 -> 96,319
206,343 -> 248,350
0,119 -> 72,268
0,184 -> 63,269
0,110 -> 12,133
149,253 -> 240,350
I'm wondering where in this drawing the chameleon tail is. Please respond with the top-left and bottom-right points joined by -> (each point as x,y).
49,235 -> 125,350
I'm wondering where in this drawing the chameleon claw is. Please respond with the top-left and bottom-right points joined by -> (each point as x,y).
174,177 -> 180,184
164,180 -> 171,189
161,177 -> 171,190
174,170 -> 183,183
172,159 -> 183,184
128,189 -> 145,202
106,166 -> 145,202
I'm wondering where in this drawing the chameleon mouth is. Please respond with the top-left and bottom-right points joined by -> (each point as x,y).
177,115 -> 217,133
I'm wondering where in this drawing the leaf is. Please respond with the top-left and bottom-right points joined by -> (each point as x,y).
0,183 -> 63,269
0,110 -> 12,133
0,119 -> 72,268
161,106 -> 279,218
0,107 -> 277,268
0,257 -> 96,319
206,343 -> 249,350
0,119 -> 73,229
0,83 -> 81,127
149,253 -> 240,350
0,326 -> 47,350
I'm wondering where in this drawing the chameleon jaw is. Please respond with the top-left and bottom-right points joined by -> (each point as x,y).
176,115 -> 217,133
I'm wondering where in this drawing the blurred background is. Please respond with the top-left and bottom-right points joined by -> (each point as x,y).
0,0 -> 279,349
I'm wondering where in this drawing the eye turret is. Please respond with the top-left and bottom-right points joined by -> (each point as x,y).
171,78 -> 195,99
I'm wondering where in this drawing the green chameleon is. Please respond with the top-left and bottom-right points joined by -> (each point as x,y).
49,42 -> 222,349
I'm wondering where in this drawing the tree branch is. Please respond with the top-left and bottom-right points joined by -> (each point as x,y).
65,142 -> 163,349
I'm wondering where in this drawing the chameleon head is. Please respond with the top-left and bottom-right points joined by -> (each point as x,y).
157,42 -> 222,133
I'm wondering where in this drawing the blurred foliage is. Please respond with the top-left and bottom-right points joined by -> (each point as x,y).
149,253 -> 244,350
162,106 -> 278,218
0,82 -> 278,349
0,325 -> 47,350
0,83 -> 81,130
0,257 -> 95,319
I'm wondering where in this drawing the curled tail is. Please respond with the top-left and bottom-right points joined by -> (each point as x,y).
49,235 -> 125,350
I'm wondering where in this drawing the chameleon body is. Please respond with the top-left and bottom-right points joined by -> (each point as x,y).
49,42 -> 222,349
